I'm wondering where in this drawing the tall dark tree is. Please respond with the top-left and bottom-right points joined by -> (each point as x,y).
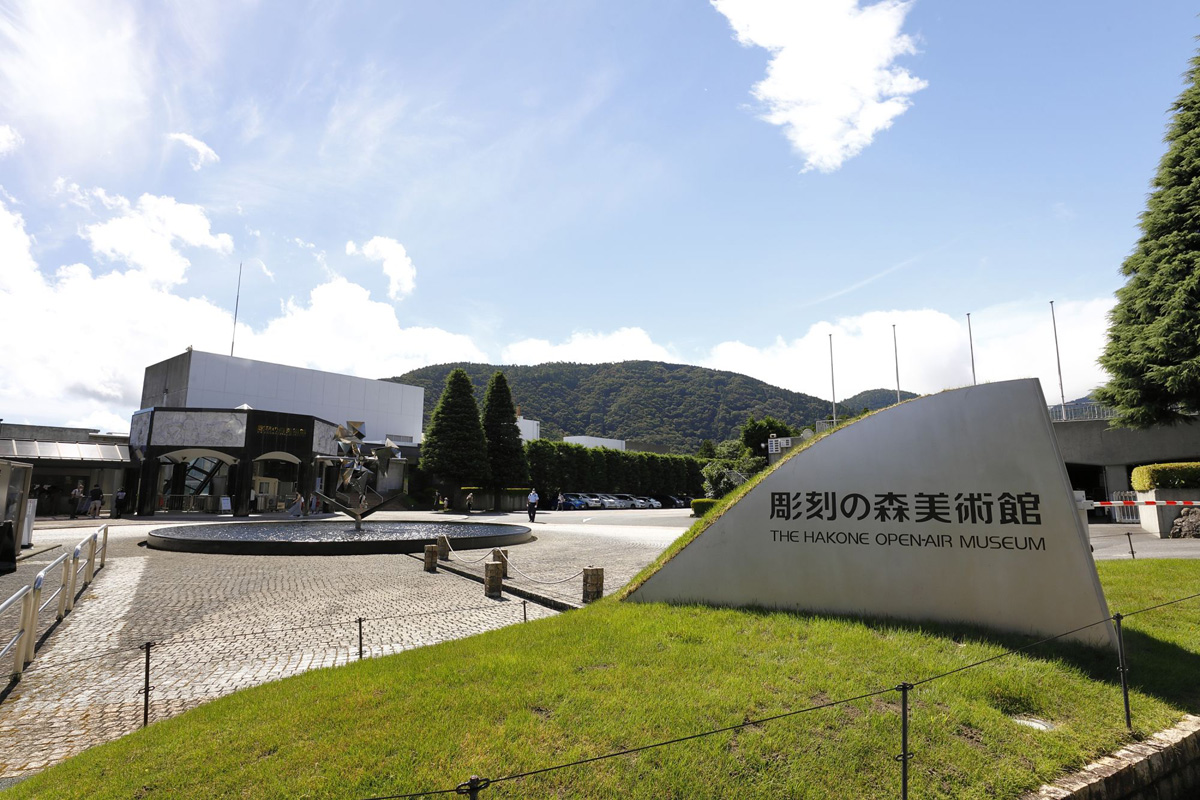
420,368 -> 489,488
481,371 -> 529,490
1097,51 -> 1200,427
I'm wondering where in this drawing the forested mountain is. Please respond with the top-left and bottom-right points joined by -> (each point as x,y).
388,361 -> 913,454
841,388 -> 920,412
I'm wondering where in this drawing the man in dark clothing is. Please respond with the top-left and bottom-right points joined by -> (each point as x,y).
87,485 -> 103,519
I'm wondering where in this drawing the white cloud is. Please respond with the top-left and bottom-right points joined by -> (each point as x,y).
0,192 -> 487,429
502,327 -> 678,365
0,125 -> 23,156
237,277 -> 487,378
347,236 -> 417,301
82,192 -> 234,285
701,302 -> 1114,403
0,1 -> 153,166
712,0 -> 927,172
167,132 -> 220,171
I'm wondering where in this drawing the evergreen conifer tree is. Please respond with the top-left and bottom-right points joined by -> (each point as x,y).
481,371 -> 530,489
420,368 -> 489,488
1097,52 -> 1200,427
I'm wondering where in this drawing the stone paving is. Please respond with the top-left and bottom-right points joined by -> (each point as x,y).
0,509 -> 689,782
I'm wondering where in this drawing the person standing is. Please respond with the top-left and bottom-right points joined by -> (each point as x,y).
527,488 -> 539,522
70,482 -> 84,519
556,493 -> 566,511
114,487 -> 127,519
465,492 -> 474,514
87,484 -> 103,519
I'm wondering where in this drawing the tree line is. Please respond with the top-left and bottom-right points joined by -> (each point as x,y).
415,368 -> 705,504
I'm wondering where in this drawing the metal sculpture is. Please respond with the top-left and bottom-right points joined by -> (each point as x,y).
315,421 -> 403,531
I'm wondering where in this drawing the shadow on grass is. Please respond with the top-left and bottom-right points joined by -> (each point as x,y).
725,604 -> 1200,715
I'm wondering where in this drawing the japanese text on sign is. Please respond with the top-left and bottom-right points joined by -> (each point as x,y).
768,491 -> 1042,525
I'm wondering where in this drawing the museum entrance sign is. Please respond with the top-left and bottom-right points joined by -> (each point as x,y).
628,379 -> 1115,647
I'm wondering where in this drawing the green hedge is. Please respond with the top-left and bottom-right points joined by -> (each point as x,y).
1131,462 -> 1200,491
691,498 -> 719,516
523,440 -> 705,500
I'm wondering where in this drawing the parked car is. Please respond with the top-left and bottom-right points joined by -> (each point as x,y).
610,493 -> 637,509
597,494 -> 620,509
653,495 -> 684,508
640,496 -> 660,509
580,493 -> 603,508
560,493 -> 588,510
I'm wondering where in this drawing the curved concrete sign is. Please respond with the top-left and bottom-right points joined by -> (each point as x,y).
629,379 -> 1115,648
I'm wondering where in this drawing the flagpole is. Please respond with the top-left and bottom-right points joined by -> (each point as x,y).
231,262 -> 243,357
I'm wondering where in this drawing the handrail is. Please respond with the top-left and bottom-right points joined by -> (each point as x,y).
26,553 -> 71,666
0,586 -> 31,679
7,525 -> 110,676
96,524 -> 109,570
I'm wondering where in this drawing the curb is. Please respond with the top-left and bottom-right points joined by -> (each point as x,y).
405,553 -> 582,613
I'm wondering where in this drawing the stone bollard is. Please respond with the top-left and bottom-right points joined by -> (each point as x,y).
582,566 -> 604,604
437,534 -> 450,561
491,548 -> 509,578
484,561 -> 503,599
423,544 -> 438,573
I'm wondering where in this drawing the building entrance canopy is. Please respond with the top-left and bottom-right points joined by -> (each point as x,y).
131,407 -> 340,517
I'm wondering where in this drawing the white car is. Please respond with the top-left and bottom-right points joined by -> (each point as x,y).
638,496 -> 658,509
597,494 -> 620,509
610,493 -> 637,508
581,493 -> 604,508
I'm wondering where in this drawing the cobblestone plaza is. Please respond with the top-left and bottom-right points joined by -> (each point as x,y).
0,510 -> 688,781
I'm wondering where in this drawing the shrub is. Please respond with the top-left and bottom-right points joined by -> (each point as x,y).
691,498 -> 719,517
1131,462 -> 1200,491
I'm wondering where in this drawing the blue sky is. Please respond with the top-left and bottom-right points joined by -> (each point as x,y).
0,0 -> 1196,432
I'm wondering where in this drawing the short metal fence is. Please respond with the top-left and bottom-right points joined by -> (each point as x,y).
1047,402 -> 1120,422
0,525 -> 109,679
1109,491 -> 1140,523
161,495 -> 221,513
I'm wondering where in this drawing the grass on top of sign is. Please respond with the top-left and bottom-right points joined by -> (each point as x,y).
11,561 -> 1198,800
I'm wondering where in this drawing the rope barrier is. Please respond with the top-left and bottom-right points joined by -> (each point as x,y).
500,556 -> 585,586
443,538 -> 493,564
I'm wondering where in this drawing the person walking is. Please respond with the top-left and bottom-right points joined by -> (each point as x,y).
556,493 -> 566,511
465,492 -> 474,514
527,488 -> 539,522
87,484 -> 103,519
70,482 -> 85,519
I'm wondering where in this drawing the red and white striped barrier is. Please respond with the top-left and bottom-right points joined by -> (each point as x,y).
1088,500 -> 1200,508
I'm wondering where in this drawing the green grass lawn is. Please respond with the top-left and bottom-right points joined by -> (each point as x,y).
8,560 -> 1200,799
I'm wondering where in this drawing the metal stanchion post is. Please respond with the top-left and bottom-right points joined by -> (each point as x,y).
895,682 -> 914,799
358,617 -> 364,661
140,641 -> 153,728
1114,614 -> 1132,730
457,776 -> 490,798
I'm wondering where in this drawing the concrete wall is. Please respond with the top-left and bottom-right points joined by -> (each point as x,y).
564,435 -> 625,450
140,351 -> 193,409
1053,419 -> 1200,468
139,351 -> 425,444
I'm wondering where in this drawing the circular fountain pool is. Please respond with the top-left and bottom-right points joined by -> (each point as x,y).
146,519 -> 533,556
